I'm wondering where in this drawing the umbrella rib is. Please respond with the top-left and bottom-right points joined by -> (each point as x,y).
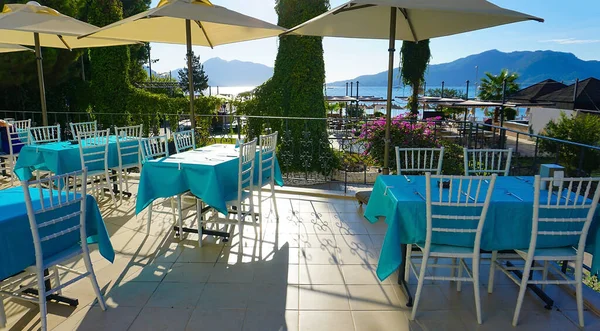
194,20 -> 214,49
398,8 -> 418,42
332,3 -> 375,15
57,35 -> 72,50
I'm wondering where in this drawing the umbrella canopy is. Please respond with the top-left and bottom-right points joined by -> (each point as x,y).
0,43 -> 33,53
80,0 -> 285,128
0,2 -> 136,49
287,0 -> 543,41
287,0 -> 543,173
0,1 -> 138,126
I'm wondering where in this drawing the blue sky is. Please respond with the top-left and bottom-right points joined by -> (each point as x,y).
148,0 -> 600,83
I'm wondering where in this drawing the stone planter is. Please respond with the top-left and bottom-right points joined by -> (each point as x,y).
332,166 -> 380,184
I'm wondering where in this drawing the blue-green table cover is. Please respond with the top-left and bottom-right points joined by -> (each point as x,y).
0,186 -> 115,280
136,144 -> 284,216
364,175 -> 600,281
13,136 -> 139,181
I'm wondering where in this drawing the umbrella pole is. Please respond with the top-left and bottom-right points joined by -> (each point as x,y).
382,7 -> 397,175
34,33 -> 48,126
186,19 -> 196,130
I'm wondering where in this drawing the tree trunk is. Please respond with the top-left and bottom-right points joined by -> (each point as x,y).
410,82 -> 419,115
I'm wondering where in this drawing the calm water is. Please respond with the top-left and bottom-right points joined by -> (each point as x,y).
207,85 -> 523,121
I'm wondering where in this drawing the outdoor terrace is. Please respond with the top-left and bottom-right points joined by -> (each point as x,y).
1,176 -> 599,331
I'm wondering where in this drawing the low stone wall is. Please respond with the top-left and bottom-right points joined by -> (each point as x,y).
332,167 -> 379,184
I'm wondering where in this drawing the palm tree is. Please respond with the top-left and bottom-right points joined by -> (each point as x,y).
400,40 -> 431,115
478,69 -> 519,101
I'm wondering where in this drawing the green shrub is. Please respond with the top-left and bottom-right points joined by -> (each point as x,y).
540,112 -> 600,175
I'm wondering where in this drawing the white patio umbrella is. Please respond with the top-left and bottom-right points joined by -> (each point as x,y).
0,1 -> 138,125
0,44 -> 33,54
79,0 -> 286,129
287,0 -> 543,173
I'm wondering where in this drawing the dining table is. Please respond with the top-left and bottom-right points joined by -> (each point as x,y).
364,175 -> 600,308
12,136 -> 139,196
135,144 -> 284,236
0,185 -> 114,306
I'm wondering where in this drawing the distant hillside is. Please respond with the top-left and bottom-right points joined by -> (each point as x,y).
162,57 -> 274,87
329,50 -> 600,86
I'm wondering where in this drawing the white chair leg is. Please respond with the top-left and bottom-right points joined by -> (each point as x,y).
271,182 -> 279,221
177,195 -> 183,239
404,245 -> 412,283
36,272 -> 48,331
258,188 -> 263,223
575,261 -> 585,327
146,201 -> 153,235
488,251 -> 497,294
117,169 -> 124,202
52,266 -> 62,295
512,259 -> 533,327
457,259 -> 463,292
451,258 -> 457,277
410,253 -> 429,321
0,294 -> 6,329
541,261 -> 549,291
82,253 -> 107,311
237,202 -> 243,244
105,170 -> 116,207
473,256 -> 482,324
196,199 -> 203,247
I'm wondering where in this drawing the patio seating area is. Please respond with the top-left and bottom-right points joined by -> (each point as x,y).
0,174 -> 598,331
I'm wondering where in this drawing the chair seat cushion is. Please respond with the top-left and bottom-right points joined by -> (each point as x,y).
43,245 -> 83,269
226,190 -> 252,206
515,247 -> 577,260
416,243 -> 475,256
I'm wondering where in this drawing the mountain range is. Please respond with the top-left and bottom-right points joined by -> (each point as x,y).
329,50 -> 600,86
152,50 -> 600,88
149,57 -> 274,87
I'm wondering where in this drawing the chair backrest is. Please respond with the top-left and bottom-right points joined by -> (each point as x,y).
7,119 -> 31,154
463,148 -> 512,176
29,124 -> 61,144
70,121 -> 97,140
115,124 -> 143,168
21,168 -> 89,267
77,129 -> 110,171
140,135 -> 169,162
528,176 -> 600,255
424,173 -> 497,254
173,129 -> 195,153
258,131 -> 278,186
238,138 -> 258,201
396,147 -> 445,175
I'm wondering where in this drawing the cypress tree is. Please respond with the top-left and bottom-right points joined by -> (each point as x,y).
248,0 -> 332,174
87,0 -> 131,127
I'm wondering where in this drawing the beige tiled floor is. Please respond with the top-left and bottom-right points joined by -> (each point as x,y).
1,179 -> 598,330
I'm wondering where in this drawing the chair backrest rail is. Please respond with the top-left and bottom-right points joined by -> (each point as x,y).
38,211 -> 81,228
40,224 -> 81,242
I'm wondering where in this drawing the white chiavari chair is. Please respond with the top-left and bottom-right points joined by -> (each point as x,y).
409,173 -> 497,324
113,124 -> 143,196
140,135 -> 182,236
489,176 -> 600,327
2,119 -> 30,185
463,148 -> 512,176
395,147 -> 445,175
257,132 -> 279,221
205,139 -> 258,244
77,129 -> 115,205
69,120 -> 97,140
173,129 -> 196,153
28,124 -> 61,180
29,124 -> 61,144
0,169 -> 107,331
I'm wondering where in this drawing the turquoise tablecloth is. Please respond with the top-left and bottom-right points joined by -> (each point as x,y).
364,175 -> 600,281
136,144 -> 284,216
13,136 -> 139,181
0,186 -> 115,280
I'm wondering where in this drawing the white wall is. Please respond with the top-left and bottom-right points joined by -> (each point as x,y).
529,107 -> 576,134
